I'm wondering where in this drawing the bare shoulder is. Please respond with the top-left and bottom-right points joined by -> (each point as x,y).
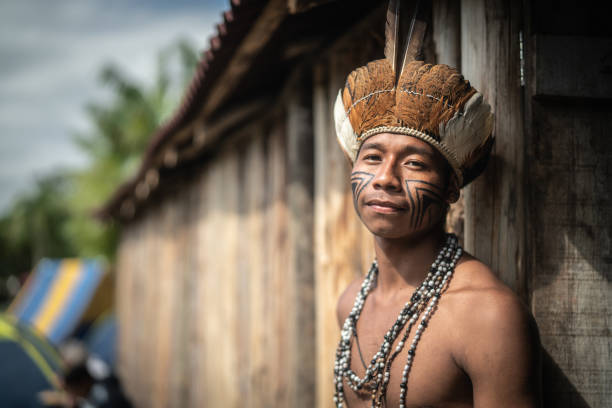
445,253 -> 538,341
336,276 -> 365,327
441,253 -> 542,406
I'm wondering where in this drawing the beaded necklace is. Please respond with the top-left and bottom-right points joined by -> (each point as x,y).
333,234 -> 462,408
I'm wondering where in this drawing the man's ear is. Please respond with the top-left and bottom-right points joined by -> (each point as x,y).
446,174 -> 460,204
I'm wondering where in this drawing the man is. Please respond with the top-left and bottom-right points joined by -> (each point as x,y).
331,4 -> 542,406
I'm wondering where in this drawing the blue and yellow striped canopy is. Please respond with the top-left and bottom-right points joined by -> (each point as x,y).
9,258 -> 107,345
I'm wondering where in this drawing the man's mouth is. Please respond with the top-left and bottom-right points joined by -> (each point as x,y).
365,199 -> 408,213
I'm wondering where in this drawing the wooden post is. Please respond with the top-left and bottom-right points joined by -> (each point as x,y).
460,0 -> 527,298
433,0 -> 461,69
243,129 -> 267,408
433,0 -> 464,239
265,122 -> 290,406
286,69 -> 316,407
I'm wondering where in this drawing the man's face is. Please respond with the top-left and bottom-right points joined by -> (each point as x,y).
351,132 -> 454,240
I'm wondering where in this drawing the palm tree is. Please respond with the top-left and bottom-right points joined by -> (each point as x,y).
66,38 -> 200,259
0,38 -> 200,286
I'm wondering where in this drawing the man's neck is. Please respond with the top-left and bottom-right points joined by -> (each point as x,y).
373,227 -> 446,299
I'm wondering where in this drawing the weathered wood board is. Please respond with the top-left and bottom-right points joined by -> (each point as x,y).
460,0 -> 527,298
534,35 -> 612,99
529,102 -> 612,407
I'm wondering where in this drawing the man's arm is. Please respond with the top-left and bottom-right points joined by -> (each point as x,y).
457,289 -> 542,407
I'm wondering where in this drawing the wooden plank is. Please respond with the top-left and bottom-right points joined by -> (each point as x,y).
190,168 -> 212,408
151,200 -> 177,407
197,152 -> 241,407
169,189 -> 196,408
221,152 -> 241,408
433,0 -> 461,69
183,174 -> 205,408
233,145 -> 251,407
528,103 -> 612,408
313,61 -> 335,408
146,218 -> 157,404
130,222 -> 148,405
128,227 -> 140,402
244,129 -> 267,408
115,226 -> 136,399
285,69 -> 316,407
460,0 -> 527,297
125,216 -> 146,406
266,122 -> 290,406
199,159 -> 222,407
534,35 -> 612,99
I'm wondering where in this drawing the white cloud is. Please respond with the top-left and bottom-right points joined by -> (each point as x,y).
0,0 -> 227,214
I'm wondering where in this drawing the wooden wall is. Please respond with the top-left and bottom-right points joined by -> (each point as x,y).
115,10 -> 383,408
460,1 -> 611,407
115,1 -> 610,407
116,113 -> 316,407
526,5 -> 612,407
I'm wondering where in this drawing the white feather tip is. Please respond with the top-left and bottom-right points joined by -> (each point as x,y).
439,92 -> 494,165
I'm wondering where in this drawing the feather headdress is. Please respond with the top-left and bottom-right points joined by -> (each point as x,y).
334,0 -> 494,187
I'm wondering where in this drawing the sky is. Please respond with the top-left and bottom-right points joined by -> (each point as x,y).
0,0 -> 228,213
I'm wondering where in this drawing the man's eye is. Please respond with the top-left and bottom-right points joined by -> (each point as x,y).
364,154 -> 381,161
406,160 -> 424,168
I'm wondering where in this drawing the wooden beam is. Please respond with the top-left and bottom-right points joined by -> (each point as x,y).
287,0 -> 335,14
180,97 -> 271,162
200,0 -> 288,118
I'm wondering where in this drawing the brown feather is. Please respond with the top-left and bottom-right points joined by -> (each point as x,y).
384,0 -> 402,83
399,0 -> 431,74
342,60 -> 397,135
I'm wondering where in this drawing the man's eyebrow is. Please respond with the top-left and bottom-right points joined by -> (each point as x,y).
360,141 -> 434,158
360,142 -> 385,152
398,145 -> 435,158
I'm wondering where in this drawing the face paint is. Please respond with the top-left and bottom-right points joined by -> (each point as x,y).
404,179 -> 444,229
351,171 -> 374,213
350,133 -> 451,239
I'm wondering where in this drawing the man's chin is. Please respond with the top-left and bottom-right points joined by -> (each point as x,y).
365,222 -> 444,242
365,223 -> 415,240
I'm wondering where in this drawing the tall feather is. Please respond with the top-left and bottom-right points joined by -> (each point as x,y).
400,0 -> 431,75
384,0 -> 432,86
384,0 -> 402,83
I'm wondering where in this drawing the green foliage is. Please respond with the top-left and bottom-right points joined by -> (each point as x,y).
0,175 -> 76,275
0,38 -> 199,283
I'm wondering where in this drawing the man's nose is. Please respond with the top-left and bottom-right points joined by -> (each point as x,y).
372,159 -> 402,191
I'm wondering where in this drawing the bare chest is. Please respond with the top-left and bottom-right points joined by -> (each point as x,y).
341,300 -> 472,408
